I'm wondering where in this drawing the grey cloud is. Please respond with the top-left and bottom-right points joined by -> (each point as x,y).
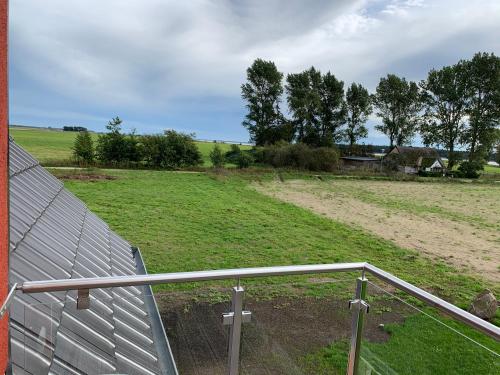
9,0 -> 500,141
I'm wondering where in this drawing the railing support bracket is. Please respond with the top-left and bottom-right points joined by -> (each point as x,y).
77,288 -> 90,310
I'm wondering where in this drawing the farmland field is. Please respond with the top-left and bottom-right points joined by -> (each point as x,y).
9,126 -> 251,165
9,127 -> 500,373
256,177 -> 500,283
51,167 -> 500,373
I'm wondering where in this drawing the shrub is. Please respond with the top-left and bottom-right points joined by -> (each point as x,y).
456,160 -> 484,178
236,152 -> 253,168
210,144 -> 225,168
225,144 -> 242,164
256,143 -> 339,171
96,117 -> 130,164
72,131 -> 94,164
142,131 -> 202,169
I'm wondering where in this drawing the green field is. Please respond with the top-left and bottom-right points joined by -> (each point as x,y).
9,126 -> 251,166
10,126 -> 500,372
51,168 -> 499,373
484,164 -> 500,174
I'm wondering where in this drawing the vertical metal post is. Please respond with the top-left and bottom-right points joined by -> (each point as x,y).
347,276 -> 368,375
227,286 -> 244,375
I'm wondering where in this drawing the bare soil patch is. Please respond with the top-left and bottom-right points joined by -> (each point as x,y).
158,294 -> 408,375
58,173 -> 118,181
255,180 -> 500,283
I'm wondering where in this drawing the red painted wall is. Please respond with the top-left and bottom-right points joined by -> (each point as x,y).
0,0 -> 8,373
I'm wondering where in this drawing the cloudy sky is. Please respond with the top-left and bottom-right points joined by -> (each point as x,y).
9,0 -> 500,145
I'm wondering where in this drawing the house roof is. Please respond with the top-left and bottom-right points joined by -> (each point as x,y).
340,156 -> 378,162
386,146 -> 444,167
420,156 -> 444,169
388,146 -> 439,157
8,139 -> 176,375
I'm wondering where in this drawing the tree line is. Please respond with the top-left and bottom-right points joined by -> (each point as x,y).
241,52 -> 500,168
73,117 -> 203,168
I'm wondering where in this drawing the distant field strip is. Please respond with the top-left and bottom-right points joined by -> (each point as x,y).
9,127 -> 251,165
255,179 -> 500,283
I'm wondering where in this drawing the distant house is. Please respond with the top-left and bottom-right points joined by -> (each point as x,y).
340,156 -> 380,170
385,146 -> 445,174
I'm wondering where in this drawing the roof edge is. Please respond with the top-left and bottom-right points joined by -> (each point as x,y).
132,247 -> 178,375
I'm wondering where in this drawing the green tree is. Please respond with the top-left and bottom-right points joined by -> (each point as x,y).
209,144 -> 225,168
72,130 -> 94,164
345,83 -> 372,148
241,59 -> 286,146
461,52 -> 500,162
142,130 -> 202,168
319,71 -> 346,146
286,69 -> 320,143
372,74 -> 421,147
96,116 -> 128,163
420,63 -> 470,169
286,67 -> 345,147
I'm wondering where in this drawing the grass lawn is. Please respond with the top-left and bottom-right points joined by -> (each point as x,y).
9,126 -> 251,166
484,164 -> 500,174
55,169 -> 487,299
55,168 -> 499,372
9,127 -> 98,162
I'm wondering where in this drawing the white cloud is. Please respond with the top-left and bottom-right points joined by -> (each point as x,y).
9,0 -> 500,141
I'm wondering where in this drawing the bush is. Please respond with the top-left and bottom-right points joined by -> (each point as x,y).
72,131 -> 94,164
210,144 -> 225,168
96,117 -> 132,164
236,152 -> 253,168
225,144 -> 242,164
256,143 -> 339,171
456,160 -> 484,178
142,131 -> 202,169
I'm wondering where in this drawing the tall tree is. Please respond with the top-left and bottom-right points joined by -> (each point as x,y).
461,52 -> 500,161
319,71 -> 346,146
420,62 -> 470,169
241,59 -> 285,146
345,83 -> 372,148
286,67 -> 345,147
372,74 -> 421,147
286,68 -> 321,145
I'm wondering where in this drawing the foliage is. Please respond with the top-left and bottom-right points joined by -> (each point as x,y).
345,82 -> 372,148
286,67 -> 346,147
225,144 -> 242,164
222,144 -> 253,168
372,74 -> 421,147
241,59 -> 288,146
209,144 -> 226,168
456,160 -> 484,178
142,130 -> 202,169
255,142 -> 339,171
419,63 -> 470,169
461,52 -> 500,161
236,152 -> 253,169
72,130 -> 94,164
96,117 -> 130,164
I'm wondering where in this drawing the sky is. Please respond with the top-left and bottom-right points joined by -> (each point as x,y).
8,0 -> 500,145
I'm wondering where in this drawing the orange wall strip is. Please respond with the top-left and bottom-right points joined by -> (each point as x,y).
0,0 -> 9,372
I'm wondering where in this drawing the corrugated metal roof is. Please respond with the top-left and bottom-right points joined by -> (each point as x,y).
8,139 -> 177,375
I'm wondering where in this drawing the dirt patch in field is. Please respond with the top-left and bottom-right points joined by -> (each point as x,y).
158,294 -> 408,375
58,173 -> 117,181
255,180 -> 500,283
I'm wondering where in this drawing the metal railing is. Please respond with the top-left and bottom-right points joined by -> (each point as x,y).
6,262 -> 500,375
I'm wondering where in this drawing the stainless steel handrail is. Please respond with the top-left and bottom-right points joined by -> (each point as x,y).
16,262 -> 500,341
